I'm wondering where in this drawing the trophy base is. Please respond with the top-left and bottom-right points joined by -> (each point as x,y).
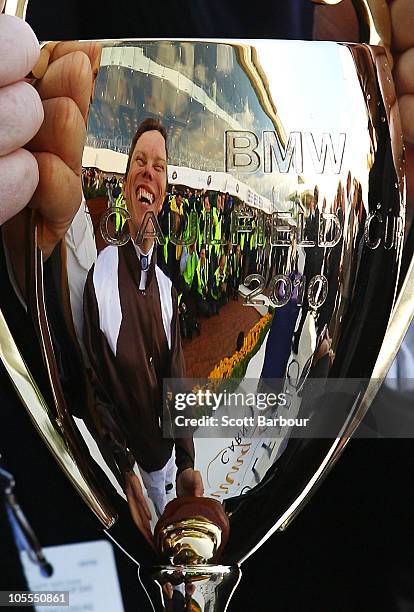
141,564 -> 241,612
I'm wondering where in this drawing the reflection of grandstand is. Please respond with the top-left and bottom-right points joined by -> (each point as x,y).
86,136 -> 129,155
86,41 -> 293,204
82,144 -> 274,214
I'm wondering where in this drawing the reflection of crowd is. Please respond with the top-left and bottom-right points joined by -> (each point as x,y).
157,187 -> 250,339
81,164 -> 371,356
82,168 -> 123,204
292,175 -> 368,373
82,167 -> 105,193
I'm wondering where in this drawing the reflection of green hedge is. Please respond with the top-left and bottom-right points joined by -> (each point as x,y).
209,314 -> 273,397
196,311 -> 274,415
230,314 -> 273,380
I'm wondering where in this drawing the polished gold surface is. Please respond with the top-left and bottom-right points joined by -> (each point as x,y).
256,250 -> 414,539
148,564 -> 241,612
1,37 -> 406,566
0,306 -> 117,529
158,518 -> 223,565
0,10 -> 411,612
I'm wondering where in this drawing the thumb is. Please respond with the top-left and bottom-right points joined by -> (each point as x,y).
366,0 -> 393,66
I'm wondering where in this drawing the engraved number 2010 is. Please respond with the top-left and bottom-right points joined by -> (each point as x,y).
243,273 -> 328,309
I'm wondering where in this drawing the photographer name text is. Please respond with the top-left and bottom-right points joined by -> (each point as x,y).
174,415 -> 310,428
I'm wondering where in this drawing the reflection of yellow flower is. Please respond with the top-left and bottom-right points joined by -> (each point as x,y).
208,312 -> 272,380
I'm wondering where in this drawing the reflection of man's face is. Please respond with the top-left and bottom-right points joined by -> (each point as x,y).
124,130 -> 167,236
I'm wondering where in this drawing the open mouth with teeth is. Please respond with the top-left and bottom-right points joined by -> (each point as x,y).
136,187 -> 155,206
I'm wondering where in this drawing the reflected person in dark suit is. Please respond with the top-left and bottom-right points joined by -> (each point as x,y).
292,185 -> 323,354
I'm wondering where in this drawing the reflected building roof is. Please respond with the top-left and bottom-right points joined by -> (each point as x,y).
86,41 -> 294,208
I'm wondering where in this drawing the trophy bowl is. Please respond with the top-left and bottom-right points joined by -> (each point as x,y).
1,1 -> 411,610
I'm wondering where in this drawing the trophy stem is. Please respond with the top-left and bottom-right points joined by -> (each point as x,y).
139,565 -> 241,612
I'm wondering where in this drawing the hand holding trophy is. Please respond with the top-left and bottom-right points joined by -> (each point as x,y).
1,1 -> 414,611
0,0 -> 42,224
1,38 -> 101,299
314,0 -> 414,209
25,41 -> 101,258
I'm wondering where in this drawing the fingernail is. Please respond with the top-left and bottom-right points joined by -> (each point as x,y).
26,47 -> 50,80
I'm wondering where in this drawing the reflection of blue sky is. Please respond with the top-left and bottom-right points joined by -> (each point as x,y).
86,41 -> 372,210
254,40 -> 371,206
255,41 -> 349,132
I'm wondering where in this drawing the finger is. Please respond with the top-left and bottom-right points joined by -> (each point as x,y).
0,81 -> 44,156
0,149 -> 39,224
138,508 -> 153,536
136,490 -> 152,521
127,477 -> 152,521
0,15 -> 39,87
126,474 -> 153,521
30,47 -> 52,80
48,41 -> 102,76
367,0 -> 392,48
0,1 -> 5,12
312,1 -> 360,42
163,584 -> 174,600
394,48 -> 414,96
30,151 -> 82,251
51,40 -> 102,64
130,501 -> 153,541
35,51 -> 93,121
26,97 -> 85,175
389,0 -> 414,53
398,94 -> 414,144
126,497 -> 153,544
144,502 -> 152,521
27,43 -> 61,80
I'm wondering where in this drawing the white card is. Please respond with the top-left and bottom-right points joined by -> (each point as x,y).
20,540 -> 125,611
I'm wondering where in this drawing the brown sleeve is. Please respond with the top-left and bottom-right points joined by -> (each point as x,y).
83,267 -> 135,482
169,285 -> 195,476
